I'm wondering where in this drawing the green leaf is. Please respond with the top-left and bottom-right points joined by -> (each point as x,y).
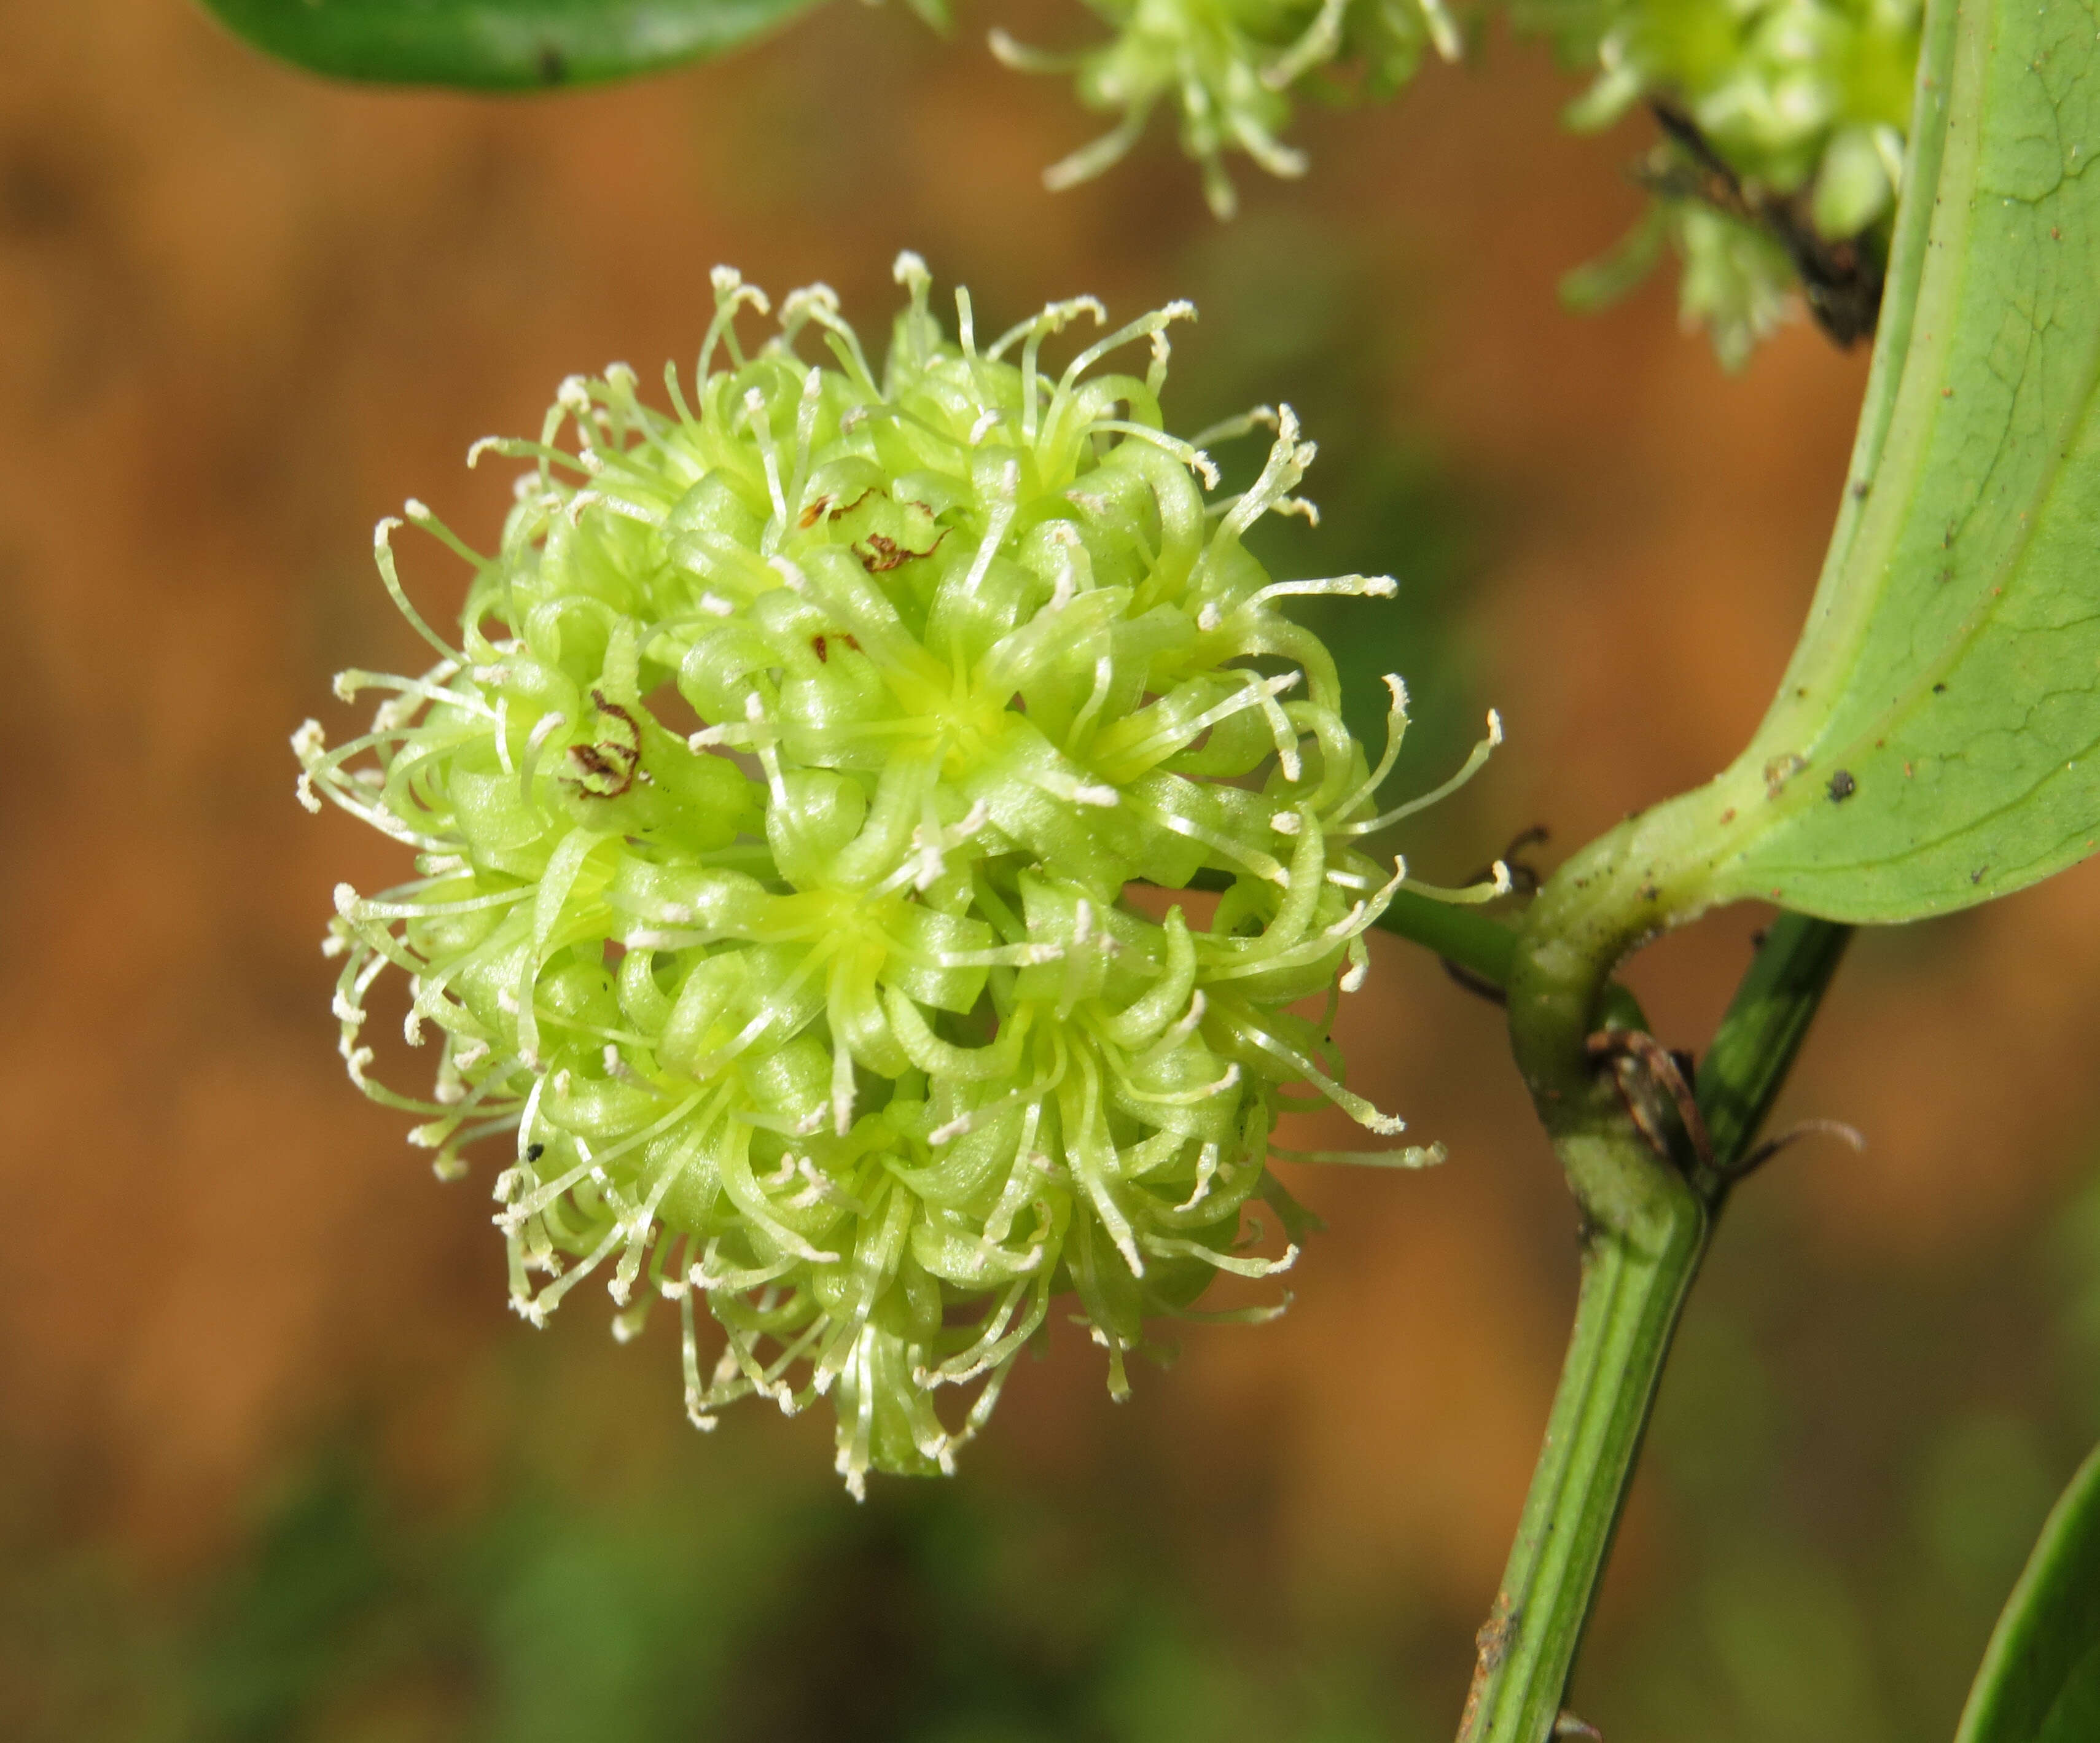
1690,0 -> 2100,922
193,0 -> 823,88
1954,1440 -> 2100,1743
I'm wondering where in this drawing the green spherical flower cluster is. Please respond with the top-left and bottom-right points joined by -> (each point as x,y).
993,0 -> 1464,217
295,257 -> 1489,1495
1543,0 -> 1921,365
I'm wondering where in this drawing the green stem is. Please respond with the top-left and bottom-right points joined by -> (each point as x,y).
1179,875 -> 1563,1010
1693,911 -> 1854,1192
1373,888 -> 1520,988
1459,813 -> 1849,1742
1179,871 -> 1652,1029
1458,1179 -> 1706,1743
1365,891 -> 1649,1033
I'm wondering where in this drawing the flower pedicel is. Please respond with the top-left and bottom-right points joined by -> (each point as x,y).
295,255 -> 1502,1495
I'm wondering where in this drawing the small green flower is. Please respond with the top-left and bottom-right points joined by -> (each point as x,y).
1538,0 -> 1921,363
993,0 -> 1464,217
296,258 -> 1494,1495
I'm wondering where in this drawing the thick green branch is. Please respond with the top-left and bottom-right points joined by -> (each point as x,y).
1456,1166 -> 1704,1743
1459,813 -> 1850,1742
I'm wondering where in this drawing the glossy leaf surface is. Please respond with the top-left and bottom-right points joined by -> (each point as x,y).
1700,0 -> 2100,921
1954,1441 -> 2100,1743
195,0 -> 821,88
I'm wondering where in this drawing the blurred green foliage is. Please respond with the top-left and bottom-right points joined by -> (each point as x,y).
7,1160 -> 2097,1741
0,1399 -> 1450,1743
1951,1437 -> 2100,1743
1567,1161 -> 2100,1743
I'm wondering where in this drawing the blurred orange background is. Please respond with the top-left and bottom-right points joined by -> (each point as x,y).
5,2 -> 2100,1738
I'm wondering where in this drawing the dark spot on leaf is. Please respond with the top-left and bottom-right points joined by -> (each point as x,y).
1827,769 -> 1856,801
525,1143 -> 545,1162
1933,682 -> 1948,693
1970,866 -> 1987,884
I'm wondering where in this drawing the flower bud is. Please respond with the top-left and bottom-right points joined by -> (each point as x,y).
297,259 -> 1476,1495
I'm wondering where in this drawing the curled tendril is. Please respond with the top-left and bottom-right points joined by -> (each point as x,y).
295,257 -> 1494,1496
